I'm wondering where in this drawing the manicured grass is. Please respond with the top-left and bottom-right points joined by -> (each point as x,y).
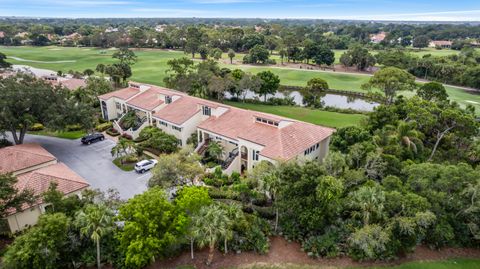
112,157 -> 136,171
241,258 -> 480,269
225,101 -> 366,128
28,129 -> 86,139
2,46 -> 479,113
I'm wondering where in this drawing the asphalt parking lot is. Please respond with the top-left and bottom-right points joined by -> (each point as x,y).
9,134 -> 149,199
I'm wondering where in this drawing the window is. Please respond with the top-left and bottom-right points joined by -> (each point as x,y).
304,144 -> 318,156
115,102 -> 121,110
177,139 -> 183,146
165,96 -> 172,104
253,150 -> 259,161
255,117 -> 279,127
202,106 -> 211,116
172,125 -> 182,132
159,121 -> 168,127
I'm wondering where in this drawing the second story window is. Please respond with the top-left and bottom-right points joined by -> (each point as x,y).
172,125 -> 182,132
202,106 -> 211,116
253,150 -> 259,161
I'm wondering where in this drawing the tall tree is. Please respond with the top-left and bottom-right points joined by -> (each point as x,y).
0,173 -> 36,218
112,47 -> 137,66
75,203 -> 115,269
362,67 -> 416,104
0,52 -> 11,68
256,71 -> 280,102
417,82 -> 448,102
227,49 -> 236,64
192,203 -> 230,265
0,74 -> 94,144
175,187 -> 212,259
116,187 -> 187,269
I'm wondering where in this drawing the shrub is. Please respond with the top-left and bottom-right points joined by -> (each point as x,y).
65,124 -> 82,131
95,122 -> 113,132
303,230 -> 342,258
124,155 -> 139,163
121,133 -> 132,140
28,123 -> 44,131
106,128 -> 120,137
348,224 -> 392,261
207,188 -> 229,199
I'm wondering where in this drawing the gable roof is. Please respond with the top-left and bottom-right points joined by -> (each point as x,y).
11,162 -> 90,214
126,87 -> 165,111
98,87 -> 141,101
0,144 -> 57,174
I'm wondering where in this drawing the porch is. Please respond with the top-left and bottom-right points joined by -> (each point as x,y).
196,130 -> 241,175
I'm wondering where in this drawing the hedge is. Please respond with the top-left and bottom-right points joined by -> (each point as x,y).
28,123 -> 44,131
95,122 -> 113,132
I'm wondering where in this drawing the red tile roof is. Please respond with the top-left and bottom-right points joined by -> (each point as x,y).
52,78 -> 86,91
152,94 -> 220,125
11,162 -> 89,213
98,87 -> 141,100
0,144 -> 56,174
126,87 -> 165,111
198,108 -> 334,160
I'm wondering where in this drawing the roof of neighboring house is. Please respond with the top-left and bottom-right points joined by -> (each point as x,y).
98,87 -> 141,100
126,87 -> 165,111
370,32 -> 386,42
0,144 -> 57,174
48,78 -> 86,91
11,162 -> 89,213
431,40 -> 452,46
0,31 -> 5,38
198,108 -> 334,160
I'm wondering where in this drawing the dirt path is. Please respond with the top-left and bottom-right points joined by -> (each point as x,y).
151,236 -> 480,269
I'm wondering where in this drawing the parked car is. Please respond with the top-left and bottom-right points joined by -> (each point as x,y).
134,159 -> 158,173
81,133 -> 105,145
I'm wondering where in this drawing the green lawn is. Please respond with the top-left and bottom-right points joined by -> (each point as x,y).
112,157 -> 136,171
225,101 -> 366,128
28,130 -> 86,139
239,258 -> 480,269
2,46 -> 479,113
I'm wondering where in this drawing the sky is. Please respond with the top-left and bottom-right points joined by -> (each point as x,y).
1,0 -> 480,21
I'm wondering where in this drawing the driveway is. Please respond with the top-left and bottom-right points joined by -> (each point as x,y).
8,134 -> 149,199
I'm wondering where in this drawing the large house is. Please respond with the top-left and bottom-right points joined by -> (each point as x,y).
429,40 -> 452,49
0,144 -> 90,233
99,82 -> 334,174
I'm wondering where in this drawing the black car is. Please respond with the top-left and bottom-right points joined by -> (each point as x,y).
81,133 -> 105,145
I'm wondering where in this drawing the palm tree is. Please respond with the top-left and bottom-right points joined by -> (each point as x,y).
349,185 -> 385,225
75,204 -> 114,269
192,203 -> 230,265
395,121 -> 423,155
207,141 -> 223,163
221,203 -> 243,254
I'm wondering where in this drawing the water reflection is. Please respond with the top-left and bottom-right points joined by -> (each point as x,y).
226,90 -> 379,112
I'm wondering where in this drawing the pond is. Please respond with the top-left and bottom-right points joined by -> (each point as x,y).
226,90 -> 380,112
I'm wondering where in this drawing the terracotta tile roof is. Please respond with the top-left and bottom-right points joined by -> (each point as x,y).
431,40 -> 452,46
152,92 -> 221,125
198,108 -> 334,160
153,96 -> 200,125
126,87 -> 165,111
98,87 -> 141,100
53,78 -> 86,91
10,162 -> 89,214
0,144 -> 57,174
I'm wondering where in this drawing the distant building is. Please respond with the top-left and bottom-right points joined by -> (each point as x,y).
1,144 -> 89,233
429,40 -> 452,49
0,31 -> 5,38
254,25 -> 264,33
370,32 -> 386,44
155,24 -> 168,32
15,32 -> 29,38
105,27 -> 119,33
42,75 -> 87,91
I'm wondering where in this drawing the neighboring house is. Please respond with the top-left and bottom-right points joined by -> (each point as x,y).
99,82 -> 334,174
43,75 -> 86,91
429,40 -> 452,48
370,32 -> 386,44
0,144 -> 90,233
155,24 -> 168,32
0,31 -> 5,38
